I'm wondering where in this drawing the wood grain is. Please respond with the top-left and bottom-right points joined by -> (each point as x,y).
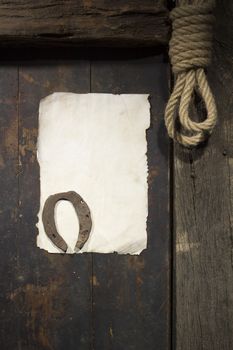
0,50 -> 171,349
0,0 -> 169,47
0,65 -> 19,350
0,59 -> 93,349
91,53 -> 171,349
175,0 -> 233,349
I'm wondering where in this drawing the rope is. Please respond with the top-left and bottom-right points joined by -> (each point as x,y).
165,0 -> 217,147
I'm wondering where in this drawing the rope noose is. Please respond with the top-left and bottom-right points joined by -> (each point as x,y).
165,0 -> 217,147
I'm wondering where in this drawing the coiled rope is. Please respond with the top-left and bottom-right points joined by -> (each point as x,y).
165,0 -> 217,147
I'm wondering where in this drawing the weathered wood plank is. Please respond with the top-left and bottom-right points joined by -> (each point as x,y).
0,66 -> 19,350
175,0 -> 233,349
91,52 -> 171,349
11,59 -> 92,349
0,0 -> 169,47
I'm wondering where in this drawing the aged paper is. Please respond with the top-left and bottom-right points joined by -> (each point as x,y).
37,93 -> 150,254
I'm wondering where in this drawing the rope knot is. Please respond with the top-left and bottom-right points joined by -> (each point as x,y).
165,1 -> 217,147
169,3 -> 215,74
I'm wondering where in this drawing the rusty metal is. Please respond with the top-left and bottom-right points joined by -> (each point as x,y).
42,191 -> 92,253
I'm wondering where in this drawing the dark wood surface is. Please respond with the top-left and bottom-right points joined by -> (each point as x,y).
174,0 -> 233,349
0,65 -> 19,349
0,60 -> 94,349
0,0 -> 232,348
0,50 -> 171,349
0,0 -> 169,47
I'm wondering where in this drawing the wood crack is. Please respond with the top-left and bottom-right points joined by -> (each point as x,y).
0,0 -> 169,47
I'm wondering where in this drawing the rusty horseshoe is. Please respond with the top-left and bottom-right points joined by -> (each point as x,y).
42,191 -> 92,253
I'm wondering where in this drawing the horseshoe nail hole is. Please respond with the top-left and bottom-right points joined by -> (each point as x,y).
52,234 -> 56,238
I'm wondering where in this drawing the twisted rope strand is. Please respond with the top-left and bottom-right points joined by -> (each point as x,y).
165,0 -> 217,147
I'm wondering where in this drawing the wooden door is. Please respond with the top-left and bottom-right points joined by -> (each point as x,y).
0,48 -> 171,349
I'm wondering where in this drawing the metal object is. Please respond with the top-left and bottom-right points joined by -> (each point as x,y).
42,191 -> 92,253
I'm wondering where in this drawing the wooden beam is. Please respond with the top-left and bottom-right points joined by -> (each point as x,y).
0,0 -> 169,47
175,0 -> 233,349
